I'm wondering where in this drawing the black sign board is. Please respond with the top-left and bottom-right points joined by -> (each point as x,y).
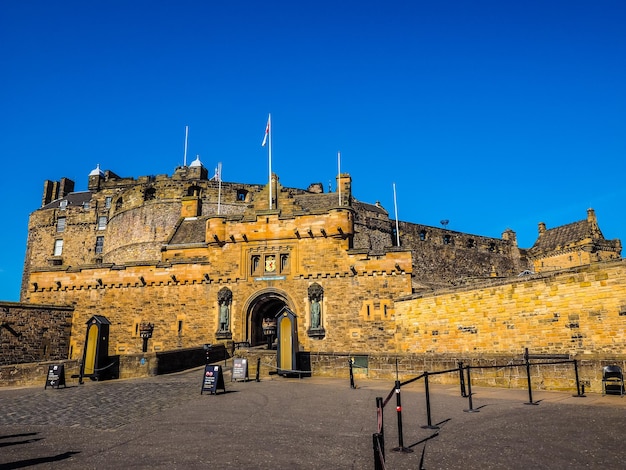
45,364 -> 66,389
232,358 -> 249,382
201,364 -> 225,395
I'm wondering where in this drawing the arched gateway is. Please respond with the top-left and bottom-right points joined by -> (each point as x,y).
243,288 -> 296,347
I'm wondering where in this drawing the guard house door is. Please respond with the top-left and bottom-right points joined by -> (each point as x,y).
80,315 -> 111,381
276,307 -> 299,375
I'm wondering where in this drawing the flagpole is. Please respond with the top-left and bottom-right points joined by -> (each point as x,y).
393,183 -> 400,246
183,125 -> 189,167
217,162 -> 222,215
337,151 -> 341,206
268,114 -> 272,210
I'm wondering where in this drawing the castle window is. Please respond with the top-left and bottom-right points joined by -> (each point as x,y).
115,198 -> 123,211
419,230 -> 427,241
443,235 -> 451,245
237,189 -> 247,201
97,216 -> 107,230
251,255 -> 261,275
82,201 -> 90,210
56,217 -> 66,232
59,200 -> 67,210
280,254 -> 290,273
144,188 -> 156,201
53,239 -> 64,256
105,196 -> 112,209
488,242 -> 496,252
95,236 -> 104,254
467,239 -> 475,248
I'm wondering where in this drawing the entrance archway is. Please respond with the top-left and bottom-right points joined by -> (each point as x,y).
244,289 -> 294,347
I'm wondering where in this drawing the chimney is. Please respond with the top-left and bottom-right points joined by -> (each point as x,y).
538,222 -> 546,236
587,208 -> 596,224
58,177 -> 75,198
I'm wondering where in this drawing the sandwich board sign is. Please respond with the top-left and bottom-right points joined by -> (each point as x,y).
201,364 -> 225,395
45,364 -> 66,389
232,358 -> 249,382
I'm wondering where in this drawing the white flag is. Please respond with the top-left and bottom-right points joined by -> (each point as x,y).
262,116 -> 270,146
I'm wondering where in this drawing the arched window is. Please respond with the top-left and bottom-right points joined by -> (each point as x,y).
187,185 -> 201,197
419,230 -> 427,241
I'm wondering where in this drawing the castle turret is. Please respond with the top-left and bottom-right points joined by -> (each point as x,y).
88,164 -> 105,191
188,155 -> 208,180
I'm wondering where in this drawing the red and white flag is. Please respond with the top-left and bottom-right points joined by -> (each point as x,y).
262,116 -> 270,146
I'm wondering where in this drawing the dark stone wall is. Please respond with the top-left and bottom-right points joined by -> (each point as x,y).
398,221 -> 529,290
0,302 -> 73,365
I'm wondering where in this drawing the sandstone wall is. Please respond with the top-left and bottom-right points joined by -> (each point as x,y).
395,259 -> 626,357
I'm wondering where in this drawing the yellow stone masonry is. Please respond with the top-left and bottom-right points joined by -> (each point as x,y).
395,260 -> 626,356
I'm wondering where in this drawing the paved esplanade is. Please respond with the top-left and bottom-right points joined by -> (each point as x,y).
1,363 -> 625,469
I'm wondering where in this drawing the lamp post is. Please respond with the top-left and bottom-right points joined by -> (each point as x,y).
139,322 -> 154,353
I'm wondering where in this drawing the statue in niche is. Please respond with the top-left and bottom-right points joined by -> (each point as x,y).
308,283 -> 323,329
217,287 -> 233,332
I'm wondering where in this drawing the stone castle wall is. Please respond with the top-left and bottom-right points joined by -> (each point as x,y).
25,240 -> 413,360
394,259 -> 626,357
399,222 -> 529,289
0,302 -> 73,366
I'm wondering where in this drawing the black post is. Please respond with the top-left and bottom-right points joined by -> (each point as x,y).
373,433 -> 384,470
392,380 -> 412,453
255,356 -> 261,382
524,347 -> 539,405
375,396 -> 385,465
459,361 -> 467,397
464,365 -> 479,413
349,357 -> 356,389
421,372 -> 439,429
573,359 -> 585,397
142,337 -> 148,353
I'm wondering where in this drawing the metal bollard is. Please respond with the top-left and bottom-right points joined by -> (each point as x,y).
392,380 -> 412,453
349,357 -> 356,389
524,348 -> 539,405
464,365 -> 479,413
421,372 -> 439,430
459,361 -> 467,397
573,359 -> 586,397
373,433 -> 384,470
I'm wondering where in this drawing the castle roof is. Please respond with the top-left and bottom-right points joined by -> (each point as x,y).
41,191 -> 93,210
168,217 -> 207,245
529,219 -> 594,253
89,164 -> 104,177
527,208 -> 619,257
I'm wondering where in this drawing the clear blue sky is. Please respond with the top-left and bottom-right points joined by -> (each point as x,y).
1,1 -> 624,301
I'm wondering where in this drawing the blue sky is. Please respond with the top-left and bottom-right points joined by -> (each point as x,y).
1,1 -> 624,301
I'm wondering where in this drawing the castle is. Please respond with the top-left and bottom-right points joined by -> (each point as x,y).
2,158 -> 623,388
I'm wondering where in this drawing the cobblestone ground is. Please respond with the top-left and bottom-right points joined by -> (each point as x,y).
0,371 -> 201,431
1,366 -> 626,469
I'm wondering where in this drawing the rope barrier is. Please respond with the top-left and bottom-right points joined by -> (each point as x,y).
372,348 -> 585,468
